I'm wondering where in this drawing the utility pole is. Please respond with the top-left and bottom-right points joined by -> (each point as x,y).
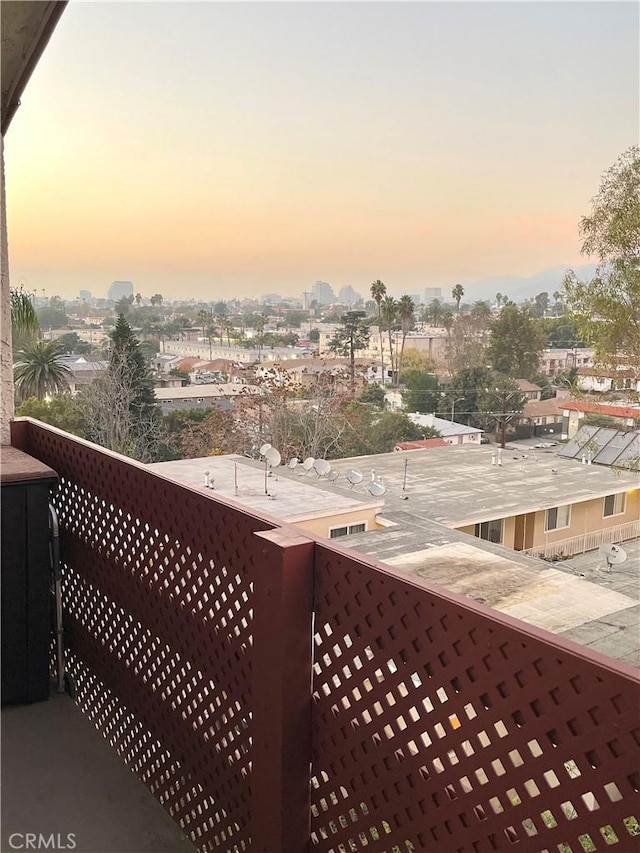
500,392 -> 508,449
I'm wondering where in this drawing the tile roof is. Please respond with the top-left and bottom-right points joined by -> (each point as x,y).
562,401 -> 640,419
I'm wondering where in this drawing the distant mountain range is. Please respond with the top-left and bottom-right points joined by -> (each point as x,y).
460,263 -> 598,303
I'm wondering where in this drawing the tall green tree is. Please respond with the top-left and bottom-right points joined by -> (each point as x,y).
341,404 -> 438,456
13,339 -> 71,402
401,369 -> 440,414
446,366 -> 493,428
328,310 -> 371,385
82,314 -> 160,461
370,280 -> 387,384
452,283 -> 465,312
16,393 -> 87,437
254,313 -> 268,362
381,295 -> 397,381
425,298 -> 444,325
564,145 -> 640,377
396,295 -> 415,382
487,302 -> 545,380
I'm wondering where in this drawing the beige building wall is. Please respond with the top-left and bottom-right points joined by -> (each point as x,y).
454,488 -> 639,552
287,504 -> 383,540
318,329 -> 448,365
527,489 -> 640,550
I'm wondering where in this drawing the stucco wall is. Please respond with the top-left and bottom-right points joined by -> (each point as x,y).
290,506 -> 382,540
0,135 -> 13,444
455,488 -> 639,551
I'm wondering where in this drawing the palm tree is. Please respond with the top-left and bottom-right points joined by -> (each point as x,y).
452,283 -> 465,312
10,288 -> 39,350
370,280 -> 387,384
14,339 -> 72,402
426,298 -> 443,326
380,295 -> 397,383
254,313 -> 267,362
553,290 -> 564,316
135,293 -> 142,307
396,295 -> 415,383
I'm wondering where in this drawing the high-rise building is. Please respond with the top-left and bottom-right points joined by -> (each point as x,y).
423,287 -> 442,302
79,290 -> 92,302
313,281 -> 335,305
338,285 -> 361,305
108,280 -> 134,301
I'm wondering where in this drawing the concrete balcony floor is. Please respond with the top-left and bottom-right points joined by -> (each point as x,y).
1,689 -> 195,853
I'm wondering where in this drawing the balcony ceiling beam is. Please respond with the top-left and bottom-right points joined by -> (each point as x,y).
1,1 -> 67,135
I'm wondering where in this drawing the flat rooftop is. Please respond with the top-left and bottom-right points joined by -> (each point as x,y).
150,445 -> 639,667
295,442 -> 639,527
149,455 -> 382,523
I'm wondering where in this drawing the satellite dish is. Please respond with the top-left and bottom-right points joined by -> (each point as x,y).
367,481 -> 386,497
598,543 -> 627,573
259,443 -> 272,457
287,458 -> 300,470
314,459 -> 331,477
300,457 -> 315,475
265,447 -> 281,467
346,469 -> 363,488
326,470 -> 340,483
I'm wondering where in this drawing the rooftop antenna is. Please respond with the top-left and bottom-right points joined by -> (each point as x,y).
402,457 -> 408,491
204,470 -> 210,488
598,543 -> 627,574
234,462 -> 238,496
346,469 -> 363,489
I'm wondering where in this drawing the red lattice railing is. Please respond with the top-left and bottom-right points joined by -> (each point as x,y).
11,420 -> 640,853
311,545 -> 640,853
12,420 -> 277,851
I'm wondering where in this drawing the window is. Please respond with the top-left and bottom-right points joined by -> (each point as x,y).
475,519 -> 503,544
603,493 -> 626,517
546,504 -> 571,531
329,522 -> 367,539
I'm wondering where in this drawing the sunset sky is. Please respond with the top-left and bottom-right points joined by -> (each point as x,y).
5,1 -> 638,302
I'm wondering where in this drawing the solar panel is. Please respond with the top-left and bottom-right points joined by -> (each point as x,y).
614,433 -> 640,469
593,430 -> 636,466
559,425 -> 602,458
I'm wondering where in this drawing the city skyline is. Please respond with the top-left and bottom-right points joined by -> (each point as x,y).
5,1 -> 638,301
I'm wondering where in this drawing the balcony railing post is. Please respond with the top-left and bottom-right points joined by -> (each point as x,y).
251,527 -> 315,853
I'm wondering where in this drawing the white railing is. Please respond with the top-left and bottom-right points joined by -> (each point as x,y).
522,519 -> 640,561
